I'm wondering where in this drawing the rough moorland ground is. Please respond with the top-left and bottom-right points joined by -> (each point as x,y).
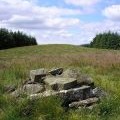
0,44 -> 120,120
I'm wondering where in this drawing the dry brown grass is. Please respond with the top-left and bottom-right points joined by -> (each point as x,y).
8,51 -> 120,71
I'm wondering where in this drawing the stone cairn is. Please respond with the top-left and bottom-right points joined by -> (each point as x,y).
11,68 -> 106,109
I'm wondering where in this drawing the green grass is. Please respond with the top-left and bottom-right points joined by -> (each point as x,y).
0,44 -> 120,120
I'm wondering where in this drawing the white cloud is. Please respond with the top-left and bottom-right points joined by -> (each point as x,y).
0,0 -> 120,45
103,5 -> 120,21
64,0 -> 100,6
0,0 -> 82,44
75,20 -> 120,44
33,20 -> 120,45
3,15 -> 80,30
0,0 -> 81,29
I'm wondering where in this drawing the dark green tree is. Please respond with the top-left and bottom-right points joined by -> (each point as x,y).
0,28 -> 13,49
90,31 -> 120,50
0,28 -> 37,50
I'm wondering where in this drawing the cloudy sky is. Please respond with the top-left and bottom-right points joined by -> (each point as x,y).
0,0 -> 120,44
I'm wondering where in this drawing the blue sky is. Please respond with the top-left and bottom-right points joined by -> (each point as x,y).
0,0 -> 120,44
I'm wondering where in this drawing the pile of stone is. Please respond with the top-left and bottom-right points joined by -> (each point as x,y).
11,68 -> 106,109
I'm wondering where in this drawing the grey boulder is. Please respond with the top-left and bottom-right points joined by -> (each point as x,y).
44,77 -> 77,90
69,97 -> 99,108
49,68 -> 63,76
92,87 -> 107,98
23,84 -> 44,95
30,68 -> 47,82
63,68 -> 80,78
4,85 -> 16,93
77,75 -> 94,86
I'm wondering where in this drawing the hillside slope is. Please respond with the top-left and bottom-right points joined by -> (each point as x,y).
0,44 -> 120,120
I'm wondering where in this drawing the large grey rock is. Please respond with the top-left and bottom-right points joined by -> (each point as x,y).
30,68 -> 47,82
69,97 -> 99,108
44,77 -> 77,90
11,90 -> 20,97
49,68 -> 63,76
63,68 -> 80,78
92,87 -> 107,98
29,85 -> 92,102
44,78 -> 58,90
29,90 -> 57,99
23,78 -> 37,85
77,75 -> 94,86
63,69 -> 94,86
11,84 -> 44,97
4,85 -> 16,93
23,84 -> 44,95
59,86 -> 92,102
11,87 -> 23,97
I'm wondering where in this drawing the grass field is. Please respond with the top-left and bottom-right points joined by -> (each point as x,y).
0,44 -> 120,120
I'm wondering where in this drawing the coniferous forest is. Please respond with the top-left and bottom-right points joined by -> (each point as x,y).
0,28 -> 37,50
90,32 -> 120,50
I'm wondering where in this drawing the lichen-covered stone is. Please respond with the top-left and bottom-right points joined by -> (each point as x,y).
44,77 -> 77,90
63,68 -> 80,78
29,85 -> 92,103
4,85 -> 16,93
69,97 -> 99,108
49,68 -> 63,76
10,67 -> 104,109
58,85 -> 92,102
23,84 -> 44,95
11,88 -> 23,97
92,87 -> 107,98
77,74 -> 94,86
30,68 -> 47,82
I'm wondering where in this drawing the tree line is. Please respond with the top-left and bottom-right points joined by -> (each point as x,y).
0,28 -> 37,50
82,31 -> 120,50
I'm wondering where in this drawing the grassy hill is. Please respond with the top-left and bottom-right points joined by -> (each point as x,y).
0,44 -> 120,120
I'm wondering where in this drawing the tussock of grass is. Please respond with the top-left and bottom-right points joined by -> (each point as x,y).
0,45 -> 120,120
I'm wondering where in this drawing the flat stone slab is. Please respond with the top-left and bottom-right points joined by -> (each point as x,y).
63,69 -> 80,78
69,97 -> 99,108
44,77 -> 77,90
11,84 -> 44,97
30,68 -> 47,82
58,86 -> 92,101
23,84 -> 44,95
29,86 -> 92,102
